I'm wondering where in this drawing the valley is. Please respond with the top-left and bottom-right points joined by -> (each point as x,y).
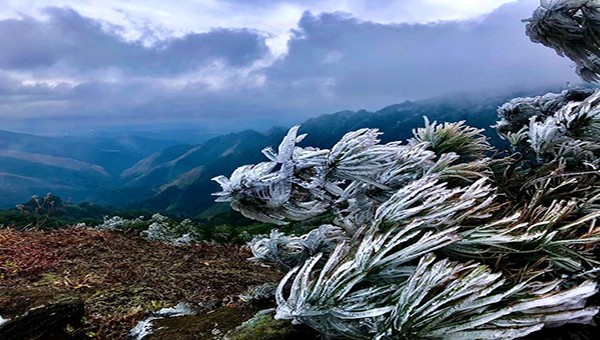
1,88 -> 556,216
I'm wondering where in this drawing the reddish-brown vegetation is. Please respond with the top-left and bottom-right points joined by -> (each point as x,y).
0,227 -> 281,338
0,228 -> 62,277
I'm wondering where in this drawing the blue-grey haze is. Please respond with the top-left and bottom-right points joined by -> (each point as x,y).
0,0 -> 579,135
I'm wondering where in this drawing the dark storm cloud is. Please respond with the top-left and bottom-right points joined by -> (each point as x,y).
0,1 -> 584,134
263,0 -> 578,110
0,7 -> 269,75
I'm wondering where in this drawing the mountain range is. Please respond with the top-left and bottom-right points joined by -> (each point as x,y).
110,89 -> 531,216
0,87 -> 565,215
0,132 -> 173,208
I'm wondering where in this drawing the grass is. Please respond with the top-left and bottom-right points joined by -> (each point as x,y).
0,227 -> 281,338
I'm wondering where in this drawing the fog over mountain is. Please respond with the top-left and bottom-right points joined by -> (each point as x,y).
0,131 -> 173,207
0,0 -> 578,135
0,84 -> 567,212
100,85 -> 564,215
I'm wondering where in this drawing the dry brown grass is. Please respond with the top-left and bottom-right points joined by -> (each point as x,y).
0,227 -> 281,338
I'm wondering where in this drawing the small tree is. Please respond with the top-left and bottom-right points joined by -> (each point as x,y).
213,1 -> 600,338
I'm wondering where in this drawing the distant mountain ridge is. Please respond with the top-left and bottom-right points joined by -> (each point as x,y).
0,87 -> 574,214
0,131 -> 177,175
0,131 -> 175,208
116,88 -> 546,216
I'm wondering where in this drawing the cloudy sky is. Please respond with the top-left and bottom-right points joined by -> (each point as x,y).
0,0 -> 580,135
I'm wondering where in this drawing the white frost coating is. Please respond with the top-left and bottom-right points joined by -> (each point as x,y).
249,225 -> 348,270
0,315 -> 9,326
213,122 -> 491,231
215,118 -> 600,338
155,302 -> 195,317
525,0 -> 600,82
210,1 -> 600,333
496,88 -> 600,164
96,215 -> 200,245
495,88 -> 596,136
128,302 -> 196,339
128,317 -> 159,340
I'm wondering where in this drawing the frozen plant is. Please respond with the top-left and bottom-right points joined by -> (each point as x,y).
211,2 -> 600,338
15,193 -> 59,229
96,214 -> 201,245
213,122 -> 491,234
141,215 -> 201,244
496,88 -> 600,164
240,282 -> 278,302
525,0 -> 600,82
142,213 -> 174,241
96,215 -> 142,230
214,123 -> 600,339
248,225 -> 348,270
129,302 -> 196,339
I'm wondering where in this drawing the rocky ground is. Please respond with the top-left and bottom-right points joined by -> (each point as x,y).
0,227 -> 291,339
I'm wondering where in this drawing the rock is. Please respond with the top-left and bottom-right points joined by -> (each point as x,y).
142,302 -> 316,339
147,304 -> 259,339
0,297 -> 84,339
225,311 -> 317,340
129,302 -> 197,339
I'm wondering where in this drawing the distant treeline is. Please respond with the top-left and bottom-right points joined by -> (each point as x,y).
0,193 -> 331,244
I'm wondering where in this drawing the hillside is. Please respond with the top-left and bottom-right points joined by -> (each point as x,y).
0,152 -> 111,208
0,228 -> 281,338
119,90 -> 526,216
0,131 -> 176,208
0,87 -> 573,214
0,131 -> 175,175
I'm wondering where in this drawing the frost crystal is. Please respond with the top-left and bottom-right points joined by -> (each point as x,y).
496,88 -> 600,164
210,3 -> 600,337
525,0 -> 600,82
214,119 -> 600,338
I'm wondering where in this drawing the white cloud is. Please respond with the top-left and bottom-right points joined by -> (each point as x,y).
0,0 -> 569,135
0,0 -> 523,56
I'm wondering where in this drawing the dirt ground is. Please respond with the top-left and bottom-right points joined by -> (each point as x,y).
0,227 -> 281,338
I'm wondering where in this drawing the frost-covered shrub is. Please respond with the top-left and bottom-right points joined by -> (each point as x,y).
240,282 -> 278,302
213,123 -> 491,234
96,215 -> 145,231
140,214 -> 206,245
142,213 -> 179,241
96,214 -> 201,245
211,3 -> 600,338
496,88 -> 600,165
214,121 -> 600,339
249,225 -> 348,270
94,213 -> 274,244
525,0 -> 600,82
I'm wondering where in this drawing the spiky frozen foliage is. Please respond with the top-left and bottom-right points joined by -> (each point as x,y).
96,214 -> 201,245
210,2 -> 600,337
494,88 -> 595,137
525,0 -> 600,82
248,225 -> 348,270
213,118 -> 600,338
276,253 -> 598,339
96,215 -> 146,230
496,88 -> 600,165
412,117 -> 492,160
212,122 -> 492,232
